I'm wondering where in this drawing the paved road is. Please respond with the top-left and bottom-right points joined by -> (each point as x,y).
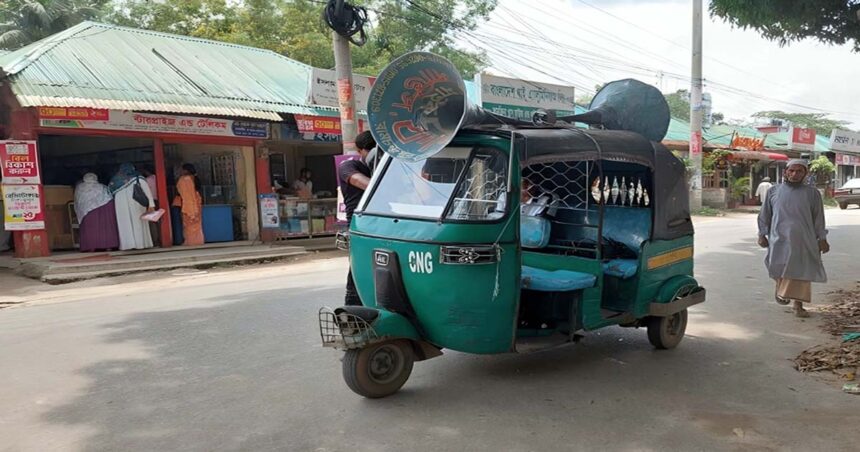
1,210 -> 859,452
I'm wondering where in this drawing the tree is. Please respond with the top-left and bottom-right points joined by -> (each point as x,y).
711,112 -> 725,124
106,0 -> 497,77
751,111 -> 851,138
0,0 -> 107,50
664,89 -> 690,121
710,1 -> 860,52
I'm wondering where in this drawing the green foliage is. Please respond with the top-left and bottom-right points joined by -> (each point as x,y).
702,149 -> 732,175
808,155 -> 836,177
710,0 -> 860,52
751,111 -> 851,138
663,89 -> 690,121
711,112 -> 725,124
823,196 -> 838,207
0,0 -> 107,50
731,176 -> 751,199
105,0 -> 497,77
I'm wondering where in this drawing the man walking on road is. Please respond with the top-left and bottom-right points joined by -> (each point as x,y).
338,131 -> 376,306
757,159 -> 829,317
755,177 -> 773,204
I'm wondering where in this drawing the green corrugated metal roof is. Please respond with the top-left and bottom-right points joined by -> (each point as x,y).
0,22 -> 340,121
664,116 -> 831,153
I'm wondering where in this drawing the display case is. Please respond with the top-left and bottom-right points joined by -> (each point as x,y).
277,197 -> 338,238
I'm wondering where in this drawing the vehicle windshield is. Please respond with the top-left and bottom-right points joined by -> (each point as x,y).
364,146 -> 508,221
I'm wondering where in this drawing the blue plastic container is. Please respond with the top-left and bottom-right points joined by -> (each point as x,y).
202,205 -> 234,243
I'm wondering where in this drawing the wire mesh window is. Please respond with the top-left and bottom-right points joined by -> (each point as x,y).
522,160 -> 594,214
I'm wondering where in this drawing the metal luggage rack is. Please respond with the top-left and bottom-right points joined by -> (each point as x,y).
318,307 -> 378,349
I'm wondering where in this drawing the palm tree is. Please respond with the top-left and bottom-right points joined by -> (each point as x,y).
0,0 -> 105,50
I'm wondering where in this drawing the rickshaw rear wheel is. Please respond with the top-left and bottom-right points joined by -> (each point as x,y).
647,309 -> 688,350
343,340 -> 414,398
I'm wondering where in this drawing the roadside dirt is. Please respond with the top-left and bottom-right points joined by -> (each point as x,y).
794,284 -> 860,390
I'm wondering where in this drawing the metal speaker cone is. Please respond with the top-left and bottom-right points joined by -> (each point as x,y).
561,79 -> 670,142
367,52 -> 501,162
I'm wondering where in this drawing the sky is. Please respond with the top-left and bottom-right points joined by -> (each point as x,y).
461,0 -> 860,130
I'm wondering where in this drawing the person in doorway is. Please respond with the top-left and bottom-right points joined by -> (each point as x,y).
757,159 -> 829,318
339,131 -> 374,306
755,177 -> 773,205
75,173 -> 120,252
110,163 -> 155,251
293,168 -> 313,198
173,163 -> 205,246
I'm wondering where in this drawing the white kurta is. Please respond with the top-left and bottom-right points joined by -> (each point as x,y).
114,177 -> 155,251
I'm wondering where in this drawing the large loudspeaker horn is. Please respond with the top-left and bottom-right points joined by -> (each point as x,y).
560,79 -> 671,142
368,52 -> 519,162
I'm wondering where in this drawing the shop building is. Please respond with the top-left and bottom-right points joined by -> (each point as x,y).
0,22 -> 354,258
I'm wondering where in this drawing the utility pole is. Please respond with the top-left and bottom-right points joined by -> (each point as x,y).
330,0 -> 358,155
689,0 -> 704,210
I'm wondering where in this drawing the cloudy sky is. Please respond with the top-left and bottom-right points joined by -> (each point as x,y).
463,0 -> 860,129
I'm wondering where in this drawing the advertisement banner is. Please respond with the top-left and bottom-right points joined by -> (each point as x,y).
259,194 -> 280,229
836,153 -> 860,166
294,115 -> 366,136
334,154 -> 362,224
308,68 -> 375,111
831,129 -> 860,154
475,73 -> 576,121
0,141 -> 41,184
731,135 -> 764,151
39,110 -> 270,139
788,127 -> 816,151
37,106 -> 109,121
1,184 -> 45,230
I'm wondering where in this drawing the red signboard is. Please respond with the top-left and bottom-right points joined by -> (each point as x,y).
0,141 -> 41,184
295,115 -> 366,135
38,106 -> 109,121
296,115 -> 343,134
789,127 -> 816,151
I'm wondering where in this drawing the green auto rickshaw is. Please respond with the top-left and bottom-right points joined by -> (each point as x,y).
319,52 -> 706,398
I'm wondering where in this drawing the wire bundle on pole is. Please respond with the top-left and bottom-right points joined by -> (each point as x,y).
323,0 -> 369,46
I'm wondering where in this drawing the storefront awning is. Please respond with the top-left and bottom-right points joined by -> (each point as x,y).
729,151 -> 789,162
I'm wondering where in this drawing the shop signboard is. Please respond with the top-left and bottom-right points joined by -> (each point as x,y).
259,193 -> 280,229
836,153 -> 860,166
294,115 -> 367,137
831,129 -> 860,154
1,184 -> 45,230
474,73 -> 576,122
731,135 -> 765,151
788,127 -> 816,151
37,106 -> 110,121
39,110 -> 270,139
308,68 -> 376,111
333,154 -> 362,224
0,141 -> 41,184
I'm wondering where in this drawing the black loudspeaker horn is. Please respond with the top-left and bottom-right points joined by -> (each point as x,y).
559,79 -> 671,142
367,52 -> 526,162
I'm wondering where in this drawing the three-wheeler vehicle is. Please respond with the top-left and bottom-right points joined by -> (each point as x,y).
319,52 -> 706,398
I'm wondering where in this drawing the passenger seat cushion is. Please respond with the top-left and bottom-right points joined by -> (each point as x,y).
602,206 -> 651,253
521,216 -> 551,249
521,266 -> 596,292
603,259 -> 638,279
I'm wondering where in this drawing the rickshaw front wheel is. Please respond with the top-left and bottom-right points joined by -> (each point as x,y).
647,309 -> 688,350
343,340 -> 414,398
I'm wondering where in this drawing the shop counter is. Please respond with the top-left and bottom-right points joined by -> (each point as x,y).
276,198 -> 338,239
